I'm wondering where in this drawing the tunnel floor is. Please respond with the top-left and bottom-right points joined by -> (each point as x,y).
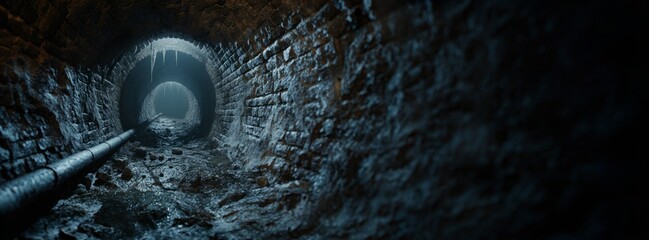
148,116 -> 201,143
21,118 -> 309,239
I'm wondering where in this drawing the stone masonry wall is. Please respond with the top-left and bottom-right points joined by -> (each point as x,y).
1,0 -> 326,183
1,5 -> 120,183
0,59 -> 120,183
1,0 -> 645,237
211,0 -> 646,238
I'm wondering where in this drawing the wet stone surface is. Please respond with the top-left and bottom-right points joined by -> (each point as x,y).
21,118 -> 312,239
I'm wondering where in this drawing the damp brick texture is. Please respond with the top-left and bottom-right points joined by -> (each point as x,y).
0,56 -> 120,182
1,0 -> 648,238
0,62 -> 120,182
206,1 -> 646,238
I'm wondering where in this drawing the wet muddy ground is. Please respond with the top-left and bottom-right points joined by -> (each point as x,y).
21,117 -> 311,239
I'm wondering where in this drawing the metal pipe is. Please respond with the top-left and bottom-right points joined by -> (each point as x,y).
0,113 -> 162,217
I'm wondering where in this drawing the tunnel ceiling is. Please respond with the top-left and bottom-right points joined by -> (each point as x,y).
0,0 -> 326,65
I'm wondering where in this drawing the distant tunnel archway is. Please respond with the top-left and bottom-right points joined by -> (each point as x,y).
117,38 -> 216,141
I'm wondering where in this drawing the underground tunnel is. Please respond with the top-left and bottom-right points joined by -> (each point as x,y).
119,42 -> 216,144
0,0 -> 647,239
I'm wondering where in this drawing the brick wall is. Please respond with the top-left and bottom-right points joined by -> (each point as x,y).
0,0 -> 326,186
207,0 -> 646,237
0,59 -> 120,182
0,4 -> 120,183
1,0 -> 645,237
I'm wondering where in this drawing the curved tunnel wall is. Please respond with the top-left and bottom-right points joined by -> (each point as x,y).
140,82 -> 200,122
117,49 -> 216,138
1,0 -> 647,238
0,64 -> 120,181
163,1 -> 644,237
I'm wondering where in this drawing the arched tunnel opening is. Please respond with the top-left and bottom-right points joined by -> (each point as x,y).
119,47 -> 215,145
150,82 -> 195,119
1,1 -> 647,239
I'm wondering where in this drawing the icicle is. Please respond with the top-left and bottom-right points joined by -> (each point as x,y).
162,50 -> 166,65
163,83 -> 166,96
175,50 -> 178,68
150,47 -> 156,83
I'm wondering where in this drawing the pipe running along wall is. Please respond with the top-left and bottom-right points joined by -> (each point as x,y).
0,1 -> 645,238
0,114 -> 161,220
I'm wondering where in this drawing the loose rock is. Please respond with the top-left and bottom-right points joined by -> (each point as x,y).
94,172 -> 112,186
113,159 -> 128,170
120,167 -> 133,181
172,148 -> 183,155
133,147 -> 146,158
257,177 -> 269,187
